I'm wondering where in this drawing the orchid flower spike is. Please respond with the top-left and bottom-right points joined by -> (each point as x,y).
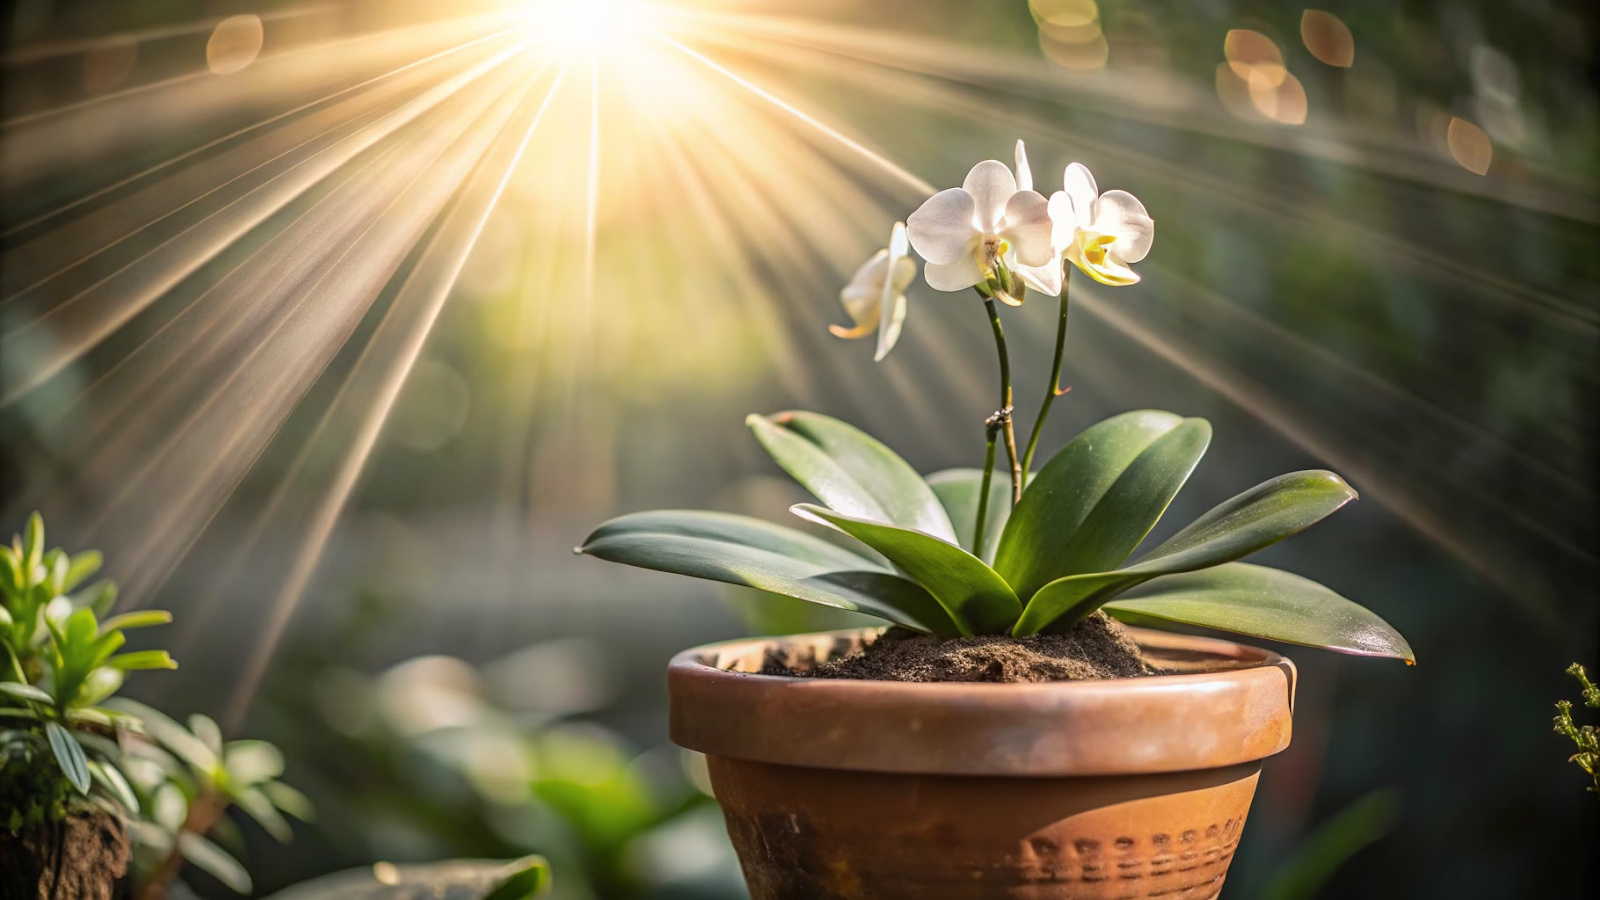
904,149 -> 1053,305
1049,162 -> 1154,286
830,221 -> 916,361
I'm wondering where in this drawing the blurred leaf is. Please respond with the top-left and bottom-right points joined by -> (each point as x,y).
153,782 -> 188,832
23,512 -> 44,575
62,551 -> 102,594
234,785 -> 294,842
46,722 -> 90,794
106,698 -> 219,773
1014,471 -> 1358,634
263,858 -> 550,900
1263,789 -> 1401,900
262,781 -> 315,822
76,581 -> 117,618
109,651 -> 177,671
579,510 -> 958,634
225,739 -> 285,784
748,411 -> 957,542
793,504 -> 1020,636
88,759 -> 139,814
926,468 -> 1017,564
996,410 -> 1193,601
179,830 -> 253,893
1104,563 -> 1414,661
98,610 -> 173,634
483,857 -> 552,900
0,682 -> 52,704
189,714 -> 223,756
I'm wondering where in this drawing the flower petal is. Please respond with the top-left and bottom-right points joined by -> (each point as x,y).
1062,162 -> 1098,230
906,189 -> 977,265
1047,191 -> 1077,250
1000,190 -> 1054,267
963,160 -> 1017,233
830,321 -> 876,339
1017,258 -> 1063,296
1014,140 -> 1033,193
874,290 -> 908,361
888,220 -> 910,259
924,253 -> 985,292
1091,190 -> 1154,263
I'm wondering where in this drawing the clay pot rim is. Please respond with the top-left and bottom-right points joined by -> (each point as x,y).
668,626 -> 1296,777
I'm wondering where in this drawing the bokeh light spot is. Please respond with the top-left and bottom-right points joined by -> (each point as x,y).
1249,69 -> 1308,124
390,359 -> 470,452
1029,0 -> 1099,29
207,14 -> 264,76
1301,10 -> 1354,67
1225,29 -> 1285,86
1446,116 -> 1493,174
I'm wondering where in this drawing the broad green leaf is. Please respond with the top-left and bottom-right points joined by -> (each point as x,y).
77,668 -> 125,707
995,410 -> 1187,601
1013,470 -> 1358,635
99,610 -> 173,634
88,760 -> 140,814
748,412 -> 957,543
46,722 -> 90,794
926,468 -> 1026,564
578,510 -> 959,635
793,504 -> 1021,636
179,831 -> 253,893
0,682 -> 52,704
1104,563 -> 1413,661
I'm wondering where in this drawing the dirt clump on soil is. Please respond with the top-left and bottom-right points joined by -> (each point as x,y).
0,808 -> 129,900
761,612 -> 1153,683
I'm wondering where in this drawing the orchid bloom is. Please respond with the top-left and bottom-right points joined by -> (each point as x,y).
1011,140 -> 1067,296
1049,162 -> 1154,286
904,155 -> 1053,304
830,221 -> 916,361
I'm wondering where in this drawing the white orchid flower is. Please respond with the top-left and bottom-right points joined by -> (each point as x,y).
1048,162 -> 1154,286
830,221 -> 916,361
1011,140 -> 1067,296
904,152 -> 1054,304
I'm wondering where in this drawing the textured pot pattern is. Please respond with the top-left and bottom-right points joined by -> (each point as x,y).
669,628 -> 1296,900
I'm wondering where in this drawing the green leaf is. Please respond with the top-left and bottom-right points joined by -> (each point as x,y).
178,831 -> 253,893
748,412 -> 957,543
484,858 -> 552,900
234,785 -> 294,842
995,411 -> 1208,602
105,698 -> 220,773
108,651 -> 177,671
62,551 -> 102,593
98,610 -> 172,634
926,468 -> 1016,564
578,510 -> 959,635
0,682 -> 53,704
190,713 -> 223,756
261,781 -> 315,822
23,513 -> 44,579
792,504 -> 1021,636
88,760 -> 140,814
225,739 -> 285,784
1103,563 -> 1414,661
46,722 -> 90,794
76,581 -> 117,617
1013,470 -> 1359,635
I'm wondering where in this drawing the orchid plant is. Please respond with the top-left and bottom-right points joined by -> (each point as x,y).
580,143 -> 1411,662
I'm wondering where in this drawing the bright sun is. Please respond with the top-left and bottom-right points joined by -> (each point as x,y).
515,0 -> 662,60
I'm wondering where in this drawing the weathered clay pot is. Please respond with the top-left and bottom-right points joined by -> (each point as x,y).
668,627 -> 1296,900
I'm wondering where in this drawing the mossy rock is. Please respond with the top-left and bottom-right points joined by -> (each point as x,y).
264,857 -> 549,900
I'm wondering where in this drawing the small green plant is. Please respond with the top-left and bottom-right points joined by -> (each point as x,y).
578,143 -> 1411,661
0,513 -> 310,898
1554,663 -> 1599,797
1,513 -> 174,832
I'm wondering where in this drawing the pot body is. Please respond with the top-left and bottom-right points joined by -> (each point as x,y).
669,628 -> 1295,900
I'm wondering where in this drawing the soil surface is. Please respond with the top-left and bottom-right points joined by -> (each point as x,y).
0,808 -> 129,900
761,612 -> 1153,683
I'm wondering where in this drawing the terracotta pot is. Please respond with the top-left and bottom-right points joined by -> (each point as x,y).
668,627 -> 1296,900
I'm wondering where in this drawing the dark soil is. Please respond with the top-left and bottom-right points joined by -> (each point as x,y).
0,808 -> 129,900
761,612 -> 1153,683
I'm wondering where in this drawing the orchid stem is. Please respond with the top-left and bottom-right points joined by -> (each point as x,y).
981,297 -> 1022,506
972,426 -> 998,555
1021,272 -> 1070,488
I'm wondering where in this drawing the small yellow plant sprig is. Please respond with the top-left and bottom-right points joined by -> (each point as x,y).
1553,663 -> 1599,797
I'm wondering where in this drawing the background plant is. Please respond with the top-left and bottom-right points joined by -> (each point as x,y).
1554,663 -> 1599,797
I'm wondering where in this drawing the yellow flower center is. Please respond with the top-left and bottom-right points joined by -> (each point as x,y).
1076,231 -> 1117,267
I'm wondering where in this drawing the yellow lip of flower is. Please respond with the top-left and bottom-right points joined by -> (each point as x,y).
1065,230 -> 1140,286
